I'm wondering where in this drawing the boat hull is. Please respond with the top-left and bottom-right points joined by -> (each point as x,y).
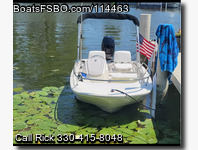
70,62 -> 152,113
74,91 -> 147,113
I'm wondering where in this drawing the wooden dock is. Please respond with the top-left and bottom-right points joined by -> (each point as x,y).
171,52 -> 181,93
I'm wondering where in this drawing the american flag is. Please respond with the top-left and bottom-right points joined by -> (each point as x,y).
136,33 -> 156,60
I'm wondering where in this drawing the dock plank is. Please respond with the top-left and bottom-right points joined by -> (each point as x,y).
171,52 -> 181,93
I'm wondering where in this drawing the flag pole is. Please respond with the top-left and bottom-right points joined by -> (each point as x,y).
79,2 -> 83,60
136,26 -> 140,63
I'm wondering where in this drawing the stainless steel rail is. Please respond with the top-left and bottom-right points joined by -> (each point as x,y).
72,61 -> 151,83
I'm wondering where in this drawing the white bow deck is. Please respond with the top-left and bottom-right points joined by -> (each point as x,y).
75,80 -> 152,97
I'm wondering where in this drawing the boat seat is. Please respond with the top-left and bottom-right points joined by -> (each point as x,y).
114,51 -> 132,71
87,51 -> 107,77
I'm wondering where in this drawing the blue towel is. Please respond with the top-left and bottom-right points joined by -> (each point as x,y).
156,24 -> 179,82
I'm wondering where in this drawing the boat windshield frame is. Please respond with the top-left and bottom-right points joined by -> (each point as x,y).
76,13 -> 141,63
77,13 -> 139,26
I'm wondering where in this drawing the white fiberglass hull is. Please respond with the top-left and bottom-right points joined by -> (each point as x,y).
70,70 -> 152,113
74,91 -> 147,113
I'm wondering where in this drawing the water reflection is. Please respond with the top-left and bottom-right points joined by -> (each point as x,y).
104,24 -> 121,45
13,5 -> 180,91
13,11 -> 78,90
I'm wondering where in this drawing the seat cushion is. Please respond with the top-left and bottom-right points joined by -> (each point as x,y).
88,51 -> 105,59
87,51 -> 106,77
114,51 -> 131,63
114,63 -> 132,70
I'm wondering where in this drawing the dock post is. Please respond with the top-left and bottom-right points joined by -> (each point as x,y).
140,14 -> 151,62
140,14 -> 151,41
156,52 -> 169,103
160,2 -> 163,11
165,3 -> 168,11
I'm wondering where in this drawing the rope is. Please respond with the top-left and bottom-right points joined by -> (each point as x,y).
112,89 -> 156,111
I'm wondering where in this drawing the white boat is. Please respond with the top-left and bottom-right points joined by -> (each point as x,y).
70,13 -> 153,113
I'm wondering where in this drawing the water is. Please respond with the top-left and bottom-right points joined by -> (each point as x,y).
13,3 -> 181,144
13,4 -> 181,90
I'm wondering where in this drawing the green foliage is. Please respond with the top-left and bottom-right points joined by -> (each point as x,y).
36,91 -> 48,96
115,128 -> 133,137
20,92 -> 30,99
139,109 -> 150,114
127,135 -> 147,144
139,128 -> 156,138
42,87 -> 51,92
140,119 -> 153,128
13,86 -> 180,145
75,129 -> 89,136
13,122 -> 27,131
13,99 -> 23,105
57,124 -> 79,132
84,127 -> 98,133
128,122 -> 138,129
27,120 -> 35,125
13,87 -> 23,93
99,127 -> 115,136
42,86 -> 59,92
13,94 -> 22,99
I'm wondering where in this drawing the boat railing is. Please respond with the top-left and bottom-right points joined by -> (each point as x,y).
72,61 -> 151,84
